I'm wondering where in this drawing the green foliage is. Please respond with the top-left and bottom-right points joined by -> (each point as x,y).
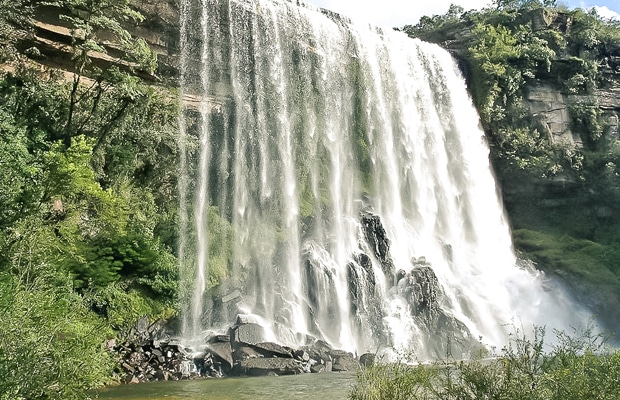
402,5 -> 466,44
83,282 -> 174,331
569,101 -> 604,145
41,0 -> 156,73
0,64 -> 179,293
492,127 -> 556,177
0,29 -> 178,394
350,327 -> 620,400
0,0 -> 183,391
0,0 -> 32,60
0,272 -> 114,400
350,362 -> 437,400
33,0 -> 157,147
405,0 -> 619,155
514,229 -> 619,280
0,108 -> 40,230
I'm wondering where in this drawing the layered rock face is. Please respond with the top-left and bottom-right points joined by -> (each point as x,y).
526,82 -> 620,147
12,1 -> 181,84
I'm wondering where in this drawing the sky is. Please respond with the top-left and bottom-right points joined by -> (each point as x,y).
304,0 -> 620,28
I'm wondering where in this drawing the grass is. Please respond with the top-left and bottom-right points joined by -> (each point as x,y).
349,327 -> 620,400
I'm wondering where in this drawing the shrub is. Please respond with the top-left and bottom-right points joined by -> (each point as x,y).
0,272 -> 114,400
350,327 -> 620,400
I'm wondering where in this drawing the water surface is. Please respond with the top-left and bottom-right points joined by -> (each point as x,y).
99,372 -> 355,400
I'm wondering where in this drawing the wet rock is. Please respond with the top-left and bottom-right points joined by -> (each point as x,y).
154,370 -> 170,381
397,264 -> 440,320
330,350 -> 359,372
112,318 -> 200,384
310,363 -> 326,373
294,349 -> 310,362
252,342 -> 293,358
231,323 -> 267,346
233,345 -> 264,360
360,213 -> 395,279
359,353 -> 375,367
235,314 -> 261,325
236,358 -> 305,376
307,339 -> 332,361
207,334 -> 230,344
207,341 -> 234,368
222,289 -> 242,303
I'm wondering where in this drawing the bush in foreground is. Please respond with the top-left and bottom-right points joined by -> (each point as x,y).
350,327 -> 620,400
0,272 -> 114,400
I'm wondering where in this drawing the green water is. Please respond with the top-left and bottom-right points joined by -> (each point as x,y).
98,372 -> 355,400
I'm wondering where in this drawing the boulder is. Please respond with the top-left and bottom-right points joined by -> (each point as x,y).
207,341 -> 233,368
310,363 -> 326,373
294,349 -> 310,362
397,264 -> 441,320
235,314 -> 261,325
207,334 -> 230,344
236,358 -> 305,376
231,323 -> 267,346
307,339 -> 332,361
252,342 -> 293,358
330,350 -> 359,372
359,353 -> 375,367
233,345 -> 263,360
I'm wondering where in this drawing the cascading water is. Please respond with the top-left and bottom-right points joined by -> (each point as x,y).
178,0 -> 592,359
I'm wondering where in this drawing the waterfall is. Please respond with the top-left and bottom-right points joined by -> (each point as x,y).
178,0 -> 591,359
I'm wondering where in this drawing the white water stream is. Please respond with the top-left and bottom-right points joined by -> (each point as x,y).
178,0 -> 591,359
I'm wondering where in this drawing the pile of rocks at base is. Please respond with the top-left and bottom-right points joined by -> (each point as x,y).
111,317 -> 197,384
112,315 -> 375,383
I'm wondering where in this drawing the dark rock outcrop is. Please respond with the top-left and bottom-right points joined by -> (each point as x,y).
360,213 -> 395,280
394,258 -> 476,358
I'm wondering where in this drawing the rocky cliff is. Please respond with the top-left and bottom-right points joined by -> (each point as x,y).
13,1 -> 181,83
526,82 -> 620,146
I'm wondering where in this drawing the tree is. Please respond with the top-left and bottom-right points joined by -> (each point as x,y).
41,0 -> 156,147
0,0 -> 32,52
493,0 -> 554,10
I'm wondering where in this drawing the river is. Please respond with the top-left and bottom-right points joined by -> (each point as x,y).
98,372 -> 356,400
